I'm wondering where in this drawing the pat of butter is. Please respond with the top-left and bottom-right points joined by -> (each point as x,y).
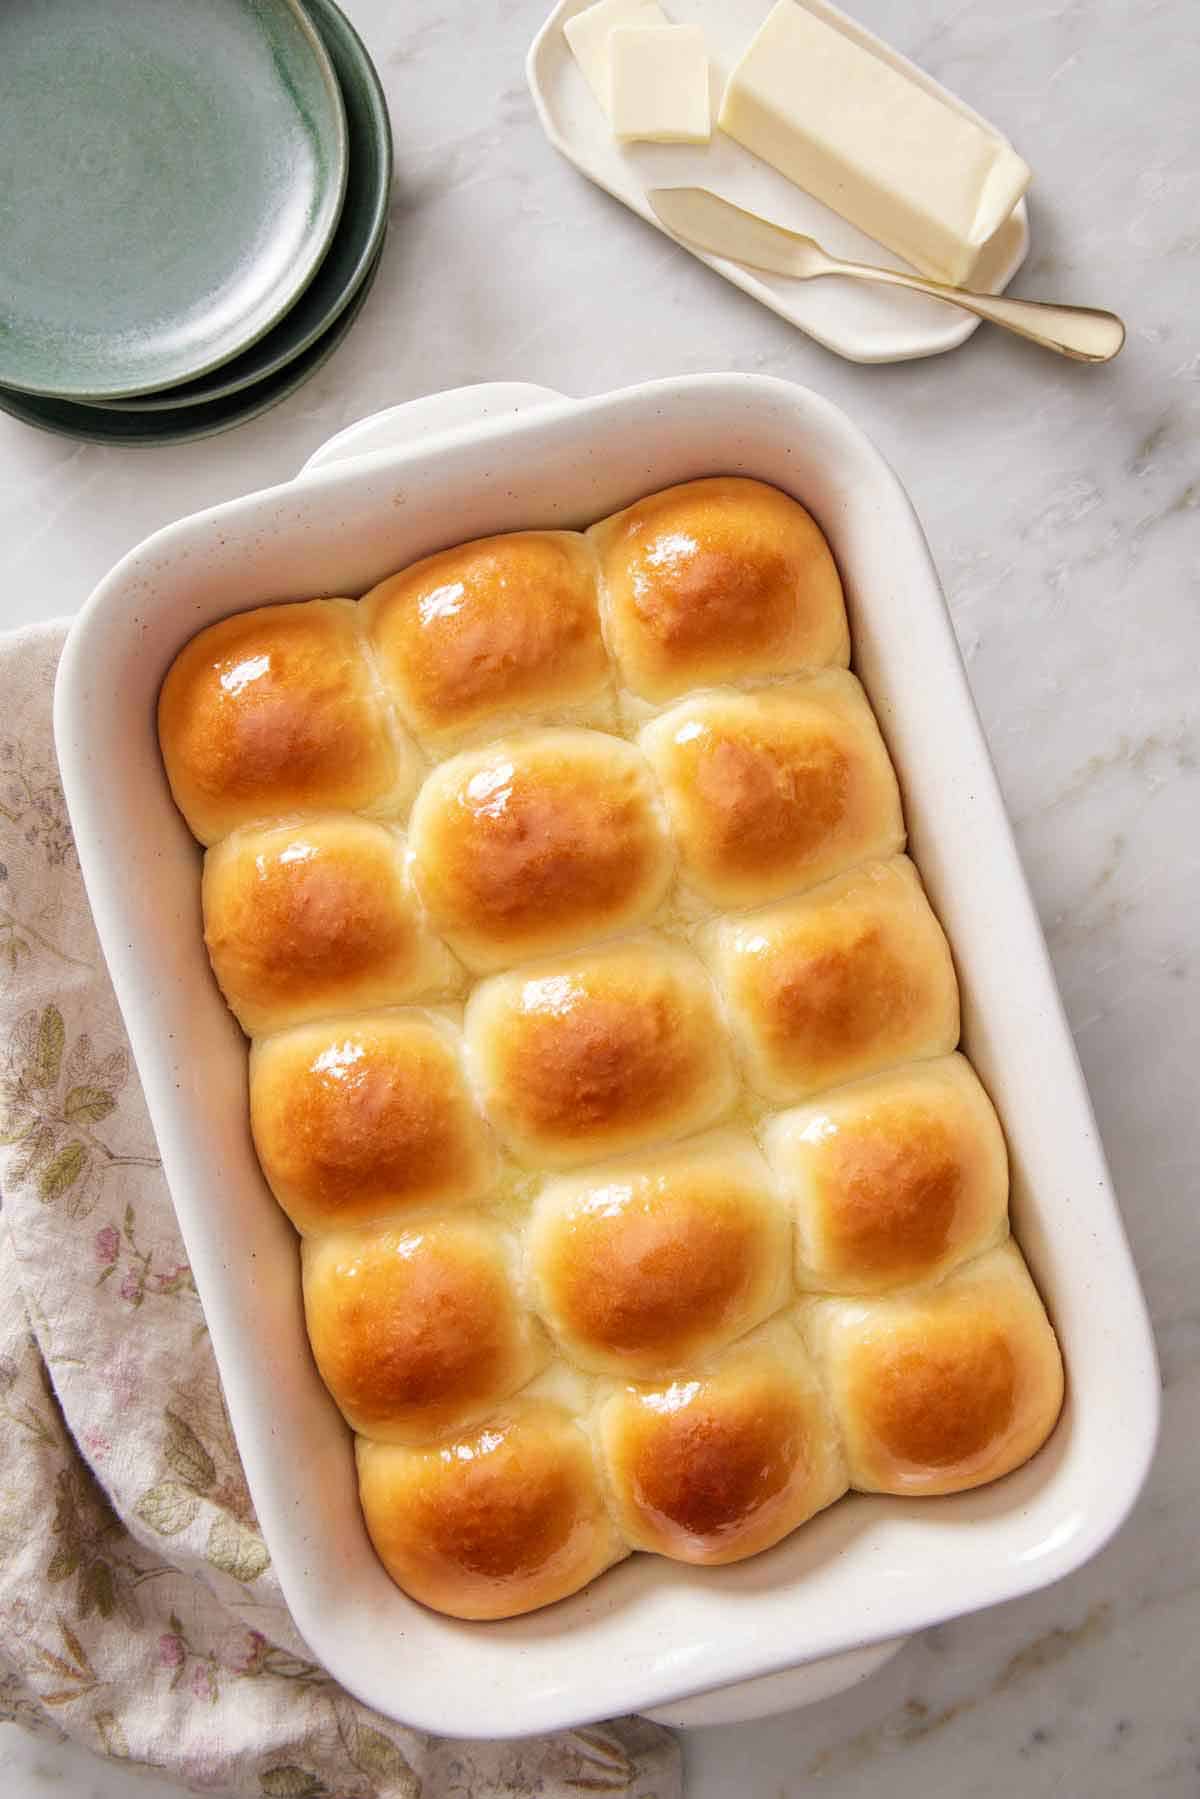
611,25 -> 711,144
718,0 -> 1031,285
564,0 -> 669,118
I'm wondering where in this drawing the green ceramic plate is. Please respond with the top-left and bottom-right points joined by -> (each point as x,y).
92,0 -> 392,413
0,241 -> 384,446
0,0 -> 348,400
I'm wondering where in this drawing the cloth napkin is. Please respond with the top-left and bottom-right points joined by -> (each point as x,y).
0,620 -> 681,1799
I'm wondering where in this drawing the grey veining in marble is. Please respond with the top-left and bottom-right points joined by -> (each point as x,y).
1,1 -> 1197,1795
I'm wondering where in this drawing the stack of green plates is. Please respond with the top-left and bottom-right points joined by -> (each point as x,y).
0,0 -> 391,445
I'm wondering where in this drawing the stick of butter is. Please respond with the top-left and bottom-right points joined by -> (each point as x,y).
611,25 -> 711,144
564,0 -> 670,118
718,0 -> 1031,285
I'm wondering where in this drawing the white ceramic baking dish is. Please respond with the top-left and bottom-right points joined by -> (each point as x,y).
54,376 -> 1159,1739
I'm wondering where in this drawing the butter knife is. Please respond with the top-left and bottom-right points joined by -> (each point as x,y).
648,188 -> 1125,363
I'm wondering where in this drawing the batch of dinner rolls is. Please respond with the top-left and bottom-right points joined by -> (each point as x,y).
158,476 -> 1064,1621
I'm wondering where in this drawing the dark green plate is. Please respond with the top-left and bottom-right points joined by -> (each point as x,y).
0,242 -> 384,446
0,0 -> 348,400
91,0 -> 392,413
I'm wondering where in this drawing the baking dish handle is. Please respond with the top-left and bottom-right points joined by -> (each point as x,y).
296,382 -> 571,477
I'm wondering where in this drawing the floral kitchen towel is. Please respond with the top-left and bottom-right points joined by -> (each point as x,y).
0,620 -> 681,1799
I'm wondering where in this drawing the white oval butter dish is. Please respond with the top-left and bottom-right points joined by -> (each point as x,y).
528,0 -> 1030,363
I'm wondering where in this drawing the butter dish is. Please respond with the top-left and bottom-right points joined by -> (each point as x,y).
529,0 -> 1031,362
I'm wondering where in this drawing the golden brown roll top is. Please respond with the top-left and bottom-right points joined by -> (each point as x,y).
407,729 -> 673,971
591,476 -> 850,703
802,1241 -> 1064,1496
356,1401 -> 626,1619
528,1133 -> 791,1376
639,672 -> 905,909
249,1011 -> 494,1234
707,856 -> 960,1103
363,531 -> 611,746
302,1216 -> 547,1444
594,1322 -> 847,1564
464,936 -> 735,1167
765,1054 -> 1009,1294
202,815 -> 460,1036
158,599 -> 415,846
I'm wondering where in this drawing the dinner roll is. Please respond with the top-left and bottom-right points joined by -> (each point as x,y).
528,1132 -> 791,1376
249,1011 -> 494,1234
202,816 -> 460,1036
464,936 -> 735,1167
639,672 -> 904,909
407,730 -> 672,971
158,599 -> 415,845
764,1054 -> 1009,1293
356,1401 -> 626,1618
707,856 -> 959,1103
595,1322 -> 847,1563
591,477 -> 849,703
302,1217 -> 547,1444
364,531 -> 611,745
802,1241 -> 1064,1496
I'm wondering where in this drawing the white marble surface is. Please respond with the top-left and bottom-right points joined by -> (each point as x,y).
1,0 -> 1196,1793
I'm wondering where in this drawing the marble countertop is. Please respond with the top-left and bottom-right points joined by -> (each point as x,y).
2,0 -> 1196,1793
